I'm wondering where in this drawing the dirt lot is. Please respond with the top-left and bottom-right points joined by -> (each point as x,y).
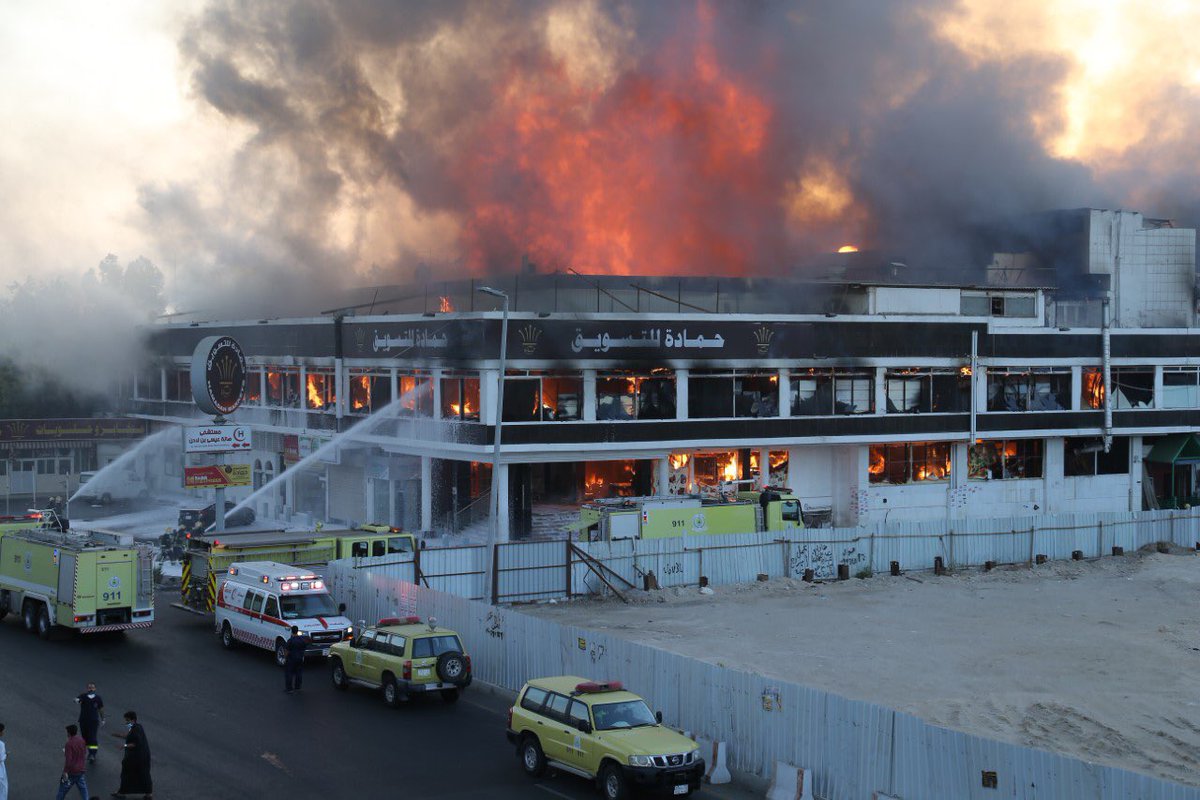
526,547 -> 1200,786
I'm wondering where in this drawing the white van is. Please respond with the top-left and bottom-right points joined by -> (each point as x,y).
214,561 -> 353,666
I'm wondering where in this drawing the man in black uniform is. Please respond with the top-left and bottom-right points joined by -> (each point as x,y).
284,625 -> 309,693
74,682 -> 105,763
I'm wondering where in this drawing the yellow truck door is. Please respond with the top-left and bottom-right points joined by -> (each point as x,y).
96,560 -> 132,607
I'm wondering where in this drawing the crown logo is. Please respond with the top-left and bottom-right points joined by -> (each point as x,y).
518,324 -> 542,354
753,325 -> 774,354
214,354 -> 239,383
9,422 -> 28,439
354,327 -> 367,352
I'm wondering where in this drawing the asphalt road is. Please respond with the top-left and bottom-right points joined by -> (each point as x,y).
0,597 -> 757,800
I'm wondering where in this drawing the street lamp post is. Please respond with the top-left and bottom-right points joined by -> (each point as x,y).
477,286 -> 509,603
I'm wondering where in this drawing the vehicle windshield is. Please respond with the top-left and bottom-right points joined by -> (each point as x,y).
591,699 -> 657,730
411,635 -> 463,658
279,593 -> 338,619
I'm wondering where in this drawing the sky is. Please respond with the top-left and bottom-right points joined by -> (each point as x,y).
0,0 -> 1198,323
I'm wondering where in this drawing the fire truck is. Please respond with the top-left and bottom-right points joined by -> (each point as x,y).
179,524 -> 417,613
0,511 -> 56,535
0,521 -> 155,636
577,488 -> 803,541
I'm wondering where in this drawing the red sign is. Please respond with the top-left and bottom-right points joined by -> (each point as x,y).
184,464 -> 251,488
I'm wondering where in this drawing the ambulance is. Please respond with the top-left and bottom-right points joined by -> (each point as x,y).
214,561 -> 353,666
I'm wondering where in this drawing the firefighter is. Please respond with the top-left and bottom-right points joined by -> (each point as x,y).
74,682 -> 105,764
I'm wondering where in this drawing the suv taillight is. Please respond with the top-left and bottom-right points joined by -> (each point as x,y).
464,654 -> 471,672
402,660 -> 412,681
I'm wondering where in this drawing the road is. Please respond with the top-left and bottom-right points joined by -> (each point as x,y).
0,596 -> 757,800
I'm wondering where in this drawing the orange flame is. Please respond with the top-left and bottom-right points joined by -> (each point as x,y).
868,449 -> 885,475
1083,368 -> 1105,409
351,375 -> 371,410
960,365 -> 972,377
837,245 -> 859,253
306,375 -> 324,408
455,1 -> 779,275
439,296 -> 454,313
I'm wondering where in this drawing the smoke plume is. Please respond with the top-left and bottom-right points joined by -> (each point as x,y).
141,0 -> 1198,309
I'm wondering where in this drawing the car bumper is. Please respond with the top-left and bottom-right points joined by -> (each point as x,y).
623,761 -> 705,794
398,675 -> 471,693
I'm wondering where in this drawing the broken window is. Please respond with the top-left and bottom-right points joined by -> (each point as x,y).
1064,437 -> 1128,477
968,439 -> 1043,480
791,369 -> 873,416
986,369 -> 1069,411
868,442 -> 951,484
886,369 -> 970,413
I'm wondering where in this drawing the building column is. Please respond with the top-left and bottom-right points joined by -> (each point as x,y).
757,447 -> 770,488
160,368 -> 167,401
658,455 -> 671,495
420,456 -> 432,532
777,369 -> 791,417
496,462 -> 510,542
1153,365 -> 1164,408
874,368 -> 887,416
583,369 -> 597,422
1070,365 -> 1082,411
480,369 -> 498,426
431,368 -> 443,419
675,369 -> 689,420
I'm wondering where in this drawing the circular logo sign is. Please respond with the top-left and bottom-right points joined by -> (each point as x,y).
108,575 -> 122,590
190,336 -> 247,416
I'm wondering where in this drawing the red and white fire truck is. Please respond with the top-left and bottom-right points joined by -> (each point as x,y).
214,561 -> 352,666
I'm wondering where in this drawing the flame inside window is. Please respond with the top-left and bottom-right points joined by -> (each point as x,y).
439,296 -> 454,313
350,375 -> 371,411
1082,368 -> 1105,409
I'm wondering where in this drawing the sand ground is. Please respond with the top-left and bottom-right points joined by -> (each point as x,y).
526,547 -> 1200,786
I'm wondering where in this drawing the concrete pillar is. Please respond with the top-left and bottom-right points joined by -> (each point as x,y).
1070,365 -> 1082,411
431,368 -> 444,419
1153,365 -> 1163,408
159,368 -> 167,401
420,456 -> 432,532
496,462 -> 510,542
658,455 -> 671,495
480,369 -> 499,425
758,447 -> 770,488
975,366 -> 988,414
874,368 -> 887,416
777,369 -> 791,417
260,369 -> 268,407
675,369 -> 689,420
583,369 -> 597,422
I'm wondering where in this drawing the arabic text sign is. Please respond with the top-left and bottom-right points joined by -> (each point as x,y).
184,464 -> 251,488
184,425 -> 252,454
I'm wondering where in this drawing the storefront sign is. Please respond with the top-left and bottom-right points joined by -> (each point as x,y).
190,336 -> 247,416
183,464 -> 252,488
0,418 -> 148,442
184,425 -> 252,454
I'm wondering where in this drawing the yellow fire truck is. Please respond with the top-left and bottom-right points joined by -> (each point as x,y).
577,489 -> 802,541
0,521 -> 155,636
179,524 -> 417,613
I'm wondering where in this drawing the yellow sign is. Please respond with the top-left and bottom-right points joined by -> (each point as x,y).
184,464 -> 252,488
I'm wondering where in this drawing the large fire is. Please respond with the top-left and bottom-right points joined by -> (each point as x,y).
351,375 -> 371,411
1082,368 -> 1105,409
456,1 -> 783,275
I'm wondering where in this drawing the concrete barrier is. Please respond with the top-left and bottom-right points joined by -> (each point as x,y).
697,737 -> 731,784
766,761 -> 813,800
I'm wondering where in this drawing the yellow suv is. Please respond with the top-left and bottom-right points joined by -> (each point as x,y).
506,676 -> 703,799
328,616 -> 471,705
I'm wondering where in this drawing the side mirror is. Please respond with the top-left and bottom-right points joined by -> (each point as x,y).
577,720 -> 592,734
655,710 -> 663,724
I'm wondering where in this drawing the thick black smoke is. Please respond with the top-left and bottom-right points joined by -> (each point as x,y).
143,0 -> 1194,313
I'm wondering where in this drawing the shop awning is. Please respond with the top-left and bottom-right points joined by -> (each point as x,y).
1145,433 -> 1200,465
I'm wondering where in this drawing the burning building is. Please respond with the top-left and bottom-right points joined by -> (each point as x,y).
132,209 -> 1200,537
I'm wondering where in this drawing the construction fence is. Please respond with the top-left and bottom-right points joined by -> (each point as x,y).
351,507 -> 1200,604
322,564 -> 1200,800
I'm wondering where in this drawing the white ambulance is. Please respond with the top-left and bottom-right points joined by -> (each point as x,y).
214,561 -> 353,666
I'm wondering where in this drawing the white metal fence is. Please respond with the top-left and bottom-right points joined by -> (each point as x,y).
322,564 -> 1200,800
360,508 -> 1200,604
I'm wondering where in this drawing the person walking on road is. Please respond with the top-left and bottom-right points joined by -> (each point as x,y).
0,722 -> 8,800
75,682 -> 105,763
56,724 -> 89,800
109,711 -> 151,798
284,625 -> 309,693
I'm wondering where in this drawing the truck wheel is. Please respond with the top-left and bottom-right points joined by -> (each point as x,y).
331,659 -> 348,690
440,688 -> 460,703
436,651 -> 469,685
36,605 -> 52,638
220,622 -> 236,650
22,601 -> 37,633
600,762 -> 629,800
519,736 -> 546,777
0,591 -> 9,622
274,639 -> 288,667
382,674 -> 402,708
